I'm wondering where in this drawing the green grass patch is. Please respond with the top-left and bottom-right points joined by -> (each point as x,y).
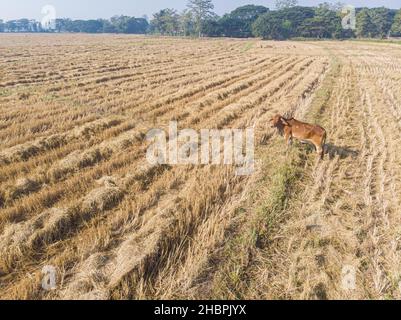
211,145 -> 304,299
0,89 -> 12,97
304,54 -> 340,129
241,42 -> 254,52
350,38 -> 401,46
291,38 -> 401,45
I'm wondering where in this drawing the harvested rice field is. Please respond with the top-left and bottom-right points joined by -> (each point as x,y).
1,34 -> 401,300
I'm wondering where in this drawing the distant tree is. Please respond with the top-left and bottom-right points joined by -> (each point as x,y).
298,6 -> 343,39
219,15 -> 243,38
150,9 -> 180,35
298,17 -> 326,38
82,20 -> 104,33
30,20 -> 42,32
187,0 -> 216,37
125,17 -> 149,34
252,6 -> 314,39
278,6 -> 315,37
0,20 -> 4,32
230,4 -> 269,21
275,0 -> 298,10
203,19 -> 223,37
110,16 -> 125,33
0,16 -> 147,34
110,16 -> 148,34
65,19 -> 81,32
180,9 -> 196,36
3,19 -> 35,32
356,9 -> 375,38
101,20 -> 118,33
55,19 -> 68,32
220,5 -> 269,38
252,11 -> 291,40
390,9 -> 401,36
5,20 -> 18,32
17,19 -> 31,32
370,7 -> 394,38
316,4 -> 343,38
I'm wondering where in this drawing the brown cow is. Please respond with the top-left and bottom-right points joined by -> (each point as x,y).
270,114 -> 327,159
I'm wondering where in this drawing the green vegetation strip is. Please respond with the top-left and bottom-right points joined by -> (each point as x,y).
350,38 -> 401,46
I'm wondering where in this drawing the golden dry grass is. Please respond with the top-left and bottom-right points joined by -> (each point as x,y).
0,34 -> 400,300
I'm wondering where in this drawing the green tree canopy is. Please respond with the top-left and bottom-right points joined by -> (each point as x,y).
370,7 -> 394,38
356,8 -> 376,38
179,9 -> 195,36
391,9 -> 401,36
252,11 -> 292,40
219,5 -> 269,38
278,6 -> 315,37
150,9 -> 180,35
109,16 -> 149,34
202,19 -> 223,37
187,0 -> 216,37
229,4 -> 269,20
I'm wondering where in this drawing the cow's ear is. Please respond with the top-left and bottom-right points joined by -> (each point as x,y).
280,117 -> 289,126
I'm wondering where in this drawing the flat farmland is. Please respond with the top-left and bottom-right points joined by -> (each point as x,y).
0,34 -> 401,300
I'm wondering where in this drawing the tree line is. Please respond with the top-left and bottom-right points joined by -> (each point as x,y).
0,16 -> 149,34
1,0 -> 401,40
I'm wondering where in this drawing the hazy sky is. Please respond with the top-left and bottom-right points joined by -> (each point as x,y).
0,0 -> 399,20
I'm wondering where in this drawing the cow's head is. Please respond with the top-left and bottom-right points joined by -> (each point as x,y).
270,114 -> 289,129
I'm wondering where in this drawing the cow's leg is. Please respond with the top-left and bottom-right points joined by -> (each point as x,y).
285,134 -> 292,148
284,134 -> 292,155
287,138 -> 293,155
316,144 -> 324,160
319,132 -> 327,160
